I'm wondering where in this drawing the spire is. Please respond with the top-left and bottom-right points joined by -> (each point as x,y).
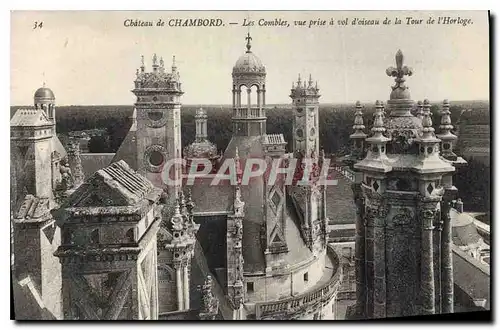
386,49 -> 413,100
297,74 -> 301,86
160,56 -> 164,67
170,200 -> 184,232
152,53 -> 158,72
308,74 -> 313,87
171,55 -> 177,74
140,55 -> 145,72
245,32 -> 252,53
42,72 -> 46,88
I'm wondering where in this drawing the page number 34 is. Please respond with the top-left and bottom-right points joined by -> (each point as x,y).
33,21 -> 43,29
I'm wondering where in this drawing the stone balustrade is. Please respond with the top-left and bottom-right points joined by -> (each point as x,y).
255,246 -> 342,320
331,165 -> 355,182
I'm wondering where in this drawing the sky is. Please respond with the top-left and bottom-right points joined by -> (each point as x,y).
11,10 -> 489,106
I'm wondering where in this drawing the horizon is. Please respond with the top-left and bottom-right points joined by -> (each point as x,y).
10,99 -> 490,108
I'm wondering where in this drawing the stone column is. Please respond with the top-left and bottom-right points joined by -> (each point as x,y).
183,264 -> 190,310
441,195 -> 454,313
352,183 -> 366,316
175,265 -> 183,310
420,205 -> 436,314
237,90 -> 241,108
257,88 -> 261,109
247,88 -> 251,111
232,89 -> 236,107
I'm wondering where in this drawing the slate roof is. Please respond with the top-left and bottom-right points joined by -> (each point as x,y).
10,109 -> 52,127
64,160 -> 162,209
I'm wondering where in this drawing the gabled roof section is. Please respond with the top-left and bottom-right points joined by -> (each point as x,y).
10,109 -> 51,127
65,160 -> 162,208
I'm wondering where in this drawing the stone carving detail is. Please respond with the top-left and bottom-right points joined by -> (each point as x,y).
392,208 -> 413,226
144,109 -> 168,128
198,275 -> 219,320
388,129 -> 418,153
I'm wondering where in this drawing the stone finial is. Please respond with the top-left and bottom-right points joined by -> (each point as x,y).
297,74 -> 302,86
308,74 -> 313,88
421,99 -> 436,139
439,99 -> 453,134
456,198 -> 463,213
178,191 -> 187,215
171,55 -> 177,73
416,100 -> 424,120
140,55 -> 145,72
386,49 -> 413,100
234,147 -> 242,184
371,100 -> 386,136
245,32 -> 252,53
159,56 -> 164,68
353,101 -> 365,133
152,53 -> 158,66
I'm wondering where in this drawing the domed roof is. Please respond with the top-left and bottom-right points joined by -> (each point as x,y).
451,210 -> 482,247
232,34 -> 265,75
233,52 -> 265,74
184,141 -> 218,159
34,87 -> 55,100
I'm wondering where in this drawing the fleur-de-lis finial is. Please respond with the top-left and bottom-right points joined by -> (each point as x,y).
386,49 -> 413,91
245,32 -> 252,53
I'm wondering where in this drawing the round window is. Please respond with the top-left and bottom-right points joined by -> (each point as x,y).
148,111 -> 163,121
443,143 -> 451,150
149,151 -> 164,166
152,96 -> 158,102
297,108 -> 303,114
296,129 -> 304,138
427,147 -> 433,154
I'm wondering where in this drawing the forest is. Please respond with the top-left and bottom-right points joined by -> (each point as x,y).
10,100 -> 490,214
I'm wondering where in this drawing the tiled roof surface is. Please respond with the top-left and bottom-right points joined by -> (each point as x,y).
10,109 -> 52,127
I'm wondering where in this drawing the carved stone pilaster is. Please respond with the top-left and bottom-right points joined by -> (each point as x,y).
198,275 -> 219,320
351,182 -> 366,317
419,202 -> 436,315
440,191 -> 454,313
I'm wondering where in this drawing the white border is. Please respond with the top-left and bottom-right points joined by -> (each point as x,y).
3,1 -> 497,329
